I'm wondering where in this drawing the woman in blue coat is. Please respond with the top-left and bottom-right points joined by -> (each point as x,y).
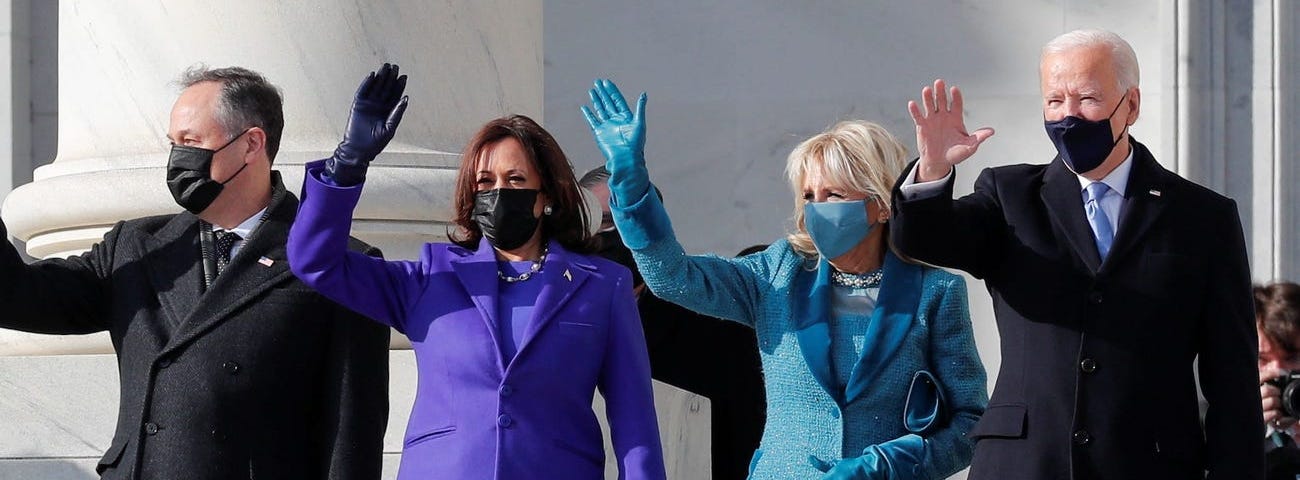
580,79 -> 988,480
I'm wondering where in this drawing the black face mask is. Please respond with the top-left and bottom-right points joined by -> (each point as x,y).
595,229 -> 644,287
473,188 -> 541,251
1043,92 -> 1129,175
166,129 -> 252,214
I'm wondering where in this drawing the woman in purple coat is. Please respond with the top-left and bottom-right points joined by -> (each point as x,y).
286,64 -> 666,479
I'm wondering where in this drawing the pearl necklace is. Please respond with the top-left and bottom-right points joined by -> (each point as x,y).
830,268 -> 883,288
498,246 -> 548,283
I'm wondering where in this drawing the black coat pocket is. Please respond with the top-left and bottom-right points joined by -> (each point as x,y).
968,403 -> 1027,440
95,437 -> 129,474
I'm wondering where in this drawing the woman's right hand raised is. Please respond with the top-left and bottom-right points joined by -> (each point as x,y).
327,63 -> 409,187
907,79 -> 994,183
582,79 -> 650,204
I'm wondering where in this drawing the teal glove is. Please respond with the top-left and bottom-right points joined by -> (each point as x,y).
580,78 -> 649,205
810,449 -> 888,480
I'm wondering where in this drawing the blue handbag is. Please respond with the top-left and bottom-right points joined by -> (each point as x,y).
903,370 -> 947,434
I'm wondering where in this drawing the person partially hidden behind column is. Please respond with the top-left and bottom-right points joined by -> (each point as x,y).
287,64 -> 665,480
1256,281 -> 1300,479
892,29 -> 1262,479
582,78 -> 987,479
581,165 -> 767,480
0,66 -> 391,479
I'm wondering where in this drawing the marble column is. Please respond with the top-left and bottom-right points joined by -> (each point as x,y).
0,0 -> 31,200
1258,2 -> 1300,281
1173,0 -> 1300,281
0,0 -> 542,354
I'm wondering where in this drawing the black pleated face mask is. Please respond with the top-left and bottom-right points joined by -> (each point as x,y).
473,188 -> 541,251
166,129 -> 251,214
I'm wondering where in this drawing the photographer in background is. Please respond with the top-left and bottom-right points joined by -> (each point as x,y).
1257,281 -> 1300,479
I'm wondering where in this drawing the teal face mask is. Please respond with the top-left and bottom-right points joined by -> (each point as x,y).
803,199 -> 876,259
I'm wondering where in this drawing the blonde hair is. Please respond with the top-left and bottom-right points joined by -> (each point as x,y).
784,120 -> 909,258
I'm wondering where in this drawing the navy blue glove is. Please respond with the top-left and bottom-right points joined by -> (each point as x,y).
581,78 -> 649,205
324,63 -> 409,187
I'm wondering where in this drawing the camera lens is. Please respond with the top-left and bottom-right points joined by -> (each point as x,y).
1282,379 -> 1300,418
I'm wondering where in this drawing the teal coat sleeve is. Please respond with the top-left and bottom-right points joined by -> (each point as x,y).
610,185 -> 783,328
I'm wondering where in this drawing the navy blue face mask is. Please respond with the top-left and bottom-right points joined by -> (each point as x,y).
1044,92 -> 1129,175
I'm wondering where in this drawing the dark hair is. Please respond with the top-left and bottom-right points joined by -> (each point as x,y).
177,65 -> 285,162
1257,281 -> 1300,354
449,115 -> 595,253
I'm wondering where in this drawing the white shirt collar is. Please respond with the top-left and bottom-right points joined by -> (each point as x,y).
1075,148 -> 1135,198
212,207 -> 267,239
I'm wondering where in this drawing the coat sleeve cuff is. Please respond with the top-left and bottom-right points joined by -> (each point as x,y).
302,159 -> 365,204
609,183 -> 675,250
870,434 -> 928,480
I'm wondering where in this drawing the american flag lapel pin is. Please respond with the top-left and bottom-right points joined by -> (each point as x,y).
1148,189 -> 1162,197
258,256 -> 275,267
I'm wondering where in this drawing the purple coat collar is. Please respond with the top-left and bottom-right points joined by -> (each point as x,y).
451,237 -> 595,372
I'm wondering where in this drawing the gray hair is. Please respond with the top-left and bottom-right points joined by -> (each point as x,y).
578,165 -> 611,189
577,165 -> 664,202
1042,29 -> 1140,90
177,65 -> 285,161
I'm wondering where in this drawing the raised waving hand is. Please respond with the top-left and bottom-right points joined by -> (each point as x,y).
907,79 -> 994,182
581,79 -> 650,204
325,63 -> 409,186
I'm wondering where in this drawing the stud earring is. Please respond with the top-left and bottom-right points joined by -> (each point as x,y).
543,205 -> 553,216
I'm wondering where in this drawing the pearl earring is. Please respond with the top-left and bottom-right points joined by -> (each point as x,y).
543,205 -> 553,215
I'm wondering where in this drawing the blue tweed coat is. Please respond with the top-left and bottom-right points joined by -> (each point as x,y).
612,190 -> 988,480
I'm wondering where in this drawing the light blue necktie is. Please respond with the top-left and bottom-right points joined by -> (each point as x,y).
1084,182 -> 1114,260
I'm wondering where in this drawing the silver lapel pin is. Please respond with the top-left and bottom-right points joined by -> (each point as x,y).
563,269 -> 572,282
1148,189 -> 1162,197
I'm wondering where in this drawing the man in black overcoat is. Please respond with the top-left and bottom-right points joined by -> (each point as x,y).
890,29 -> 1262,480
0,66 -> 390,479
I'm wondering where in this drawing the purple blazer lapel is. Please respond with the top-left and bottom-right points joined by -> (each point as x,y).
512,240 -> 592,364
450,238 -> 505,370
